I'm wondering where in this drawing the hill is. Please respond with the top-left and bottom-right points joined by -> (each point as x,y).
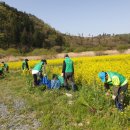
0,2 -> 65,53
0,2 -> 130,55
64,33 -> 130,52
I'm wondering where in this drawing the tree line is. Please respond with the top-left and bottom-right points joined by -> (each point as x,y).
0,2 -> 65,53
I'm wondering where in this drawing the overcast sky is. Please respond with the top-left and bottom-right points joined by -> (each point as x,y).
2,0 -> 130,36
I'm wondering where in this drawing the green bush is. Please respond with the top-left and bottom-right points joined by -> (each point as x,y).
5,48 -> 19,56
27,48 -> 49,56
117,44 -> 130,51
0,48 -> 6,58
73,46 -> 87,52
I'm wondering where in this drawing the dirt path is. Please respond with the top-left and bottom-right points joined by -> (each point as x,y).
1,49 -> 130,62
0,100 -> 41,130
0,74 -> 41,130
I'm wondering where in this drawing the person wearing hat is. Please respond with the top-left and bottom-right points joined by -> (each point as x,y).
62,54 -> 77,91
32,59 -> 47,86
22,59 -> 29,74
1,62 -> 9,72
98,71 -> 128,110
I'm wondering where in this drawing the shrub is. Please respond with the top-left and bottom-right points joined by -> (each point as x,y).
5,48 -> 19,56
27,48 -> 48,56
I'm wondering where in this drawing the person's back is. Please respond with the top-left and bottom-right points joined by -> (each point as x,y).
3,63 -> 8,68
64,57 -> 73,73
106,71 -> 127,86
2,62 -> 9,72
62,54 -> 77,91
51,74 -> 61,89
32,59 -> 47,86
51,79 -> 61,89
32,61 -> 43,71
22,59 -> 29,75
22,59 -> 29,70
58,75 -> 64,86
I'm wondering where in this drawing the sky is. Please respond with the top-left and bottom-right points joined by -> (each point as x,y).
2,0 -> 130,36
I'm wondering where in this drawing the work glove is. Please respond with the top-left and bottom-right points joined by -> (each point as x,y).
112,95 -> 116,100
61,73 -> 64,76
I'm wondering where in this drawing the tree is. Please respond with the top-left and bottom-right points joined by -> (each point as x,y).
33,30 -> 44,48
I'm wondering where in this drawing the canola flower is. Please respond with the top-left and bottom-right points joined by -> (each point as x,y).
8,54 -> 130,87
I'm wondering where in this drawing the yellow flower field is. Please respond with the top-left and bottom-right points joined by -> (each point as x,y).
8,54 -> 130,87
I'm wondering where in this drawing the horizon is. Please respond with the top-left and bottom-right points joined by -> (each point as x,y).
1,0 -> 130,36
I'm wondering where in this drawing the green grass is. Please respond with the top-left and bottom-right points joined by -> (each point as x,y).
0,72 -> 130,130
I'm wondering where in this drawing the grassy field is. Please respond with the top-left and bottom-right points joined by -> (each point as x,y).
0,55 -> 130,130
0,72 -> 130,130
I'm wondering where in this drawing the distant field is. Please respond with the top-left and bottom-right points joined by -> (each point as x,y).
0,54 -> 130,129
1,48 -> 130,62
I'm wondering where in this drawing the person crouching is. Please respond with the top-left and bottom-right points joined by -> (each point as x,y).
32,59 -> 47,86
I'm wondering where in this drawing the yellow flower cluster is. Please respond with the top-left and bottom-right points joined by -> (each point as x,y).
8,54 -> 130,87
